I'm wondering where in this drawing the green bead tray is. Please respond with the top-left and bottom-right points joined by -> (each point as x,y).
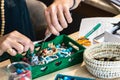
10,34 -> 85,79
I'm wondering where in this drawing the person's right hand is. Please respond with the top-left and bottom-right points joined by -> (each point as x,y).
0,31 -> 34,56
45,0 -> 73,36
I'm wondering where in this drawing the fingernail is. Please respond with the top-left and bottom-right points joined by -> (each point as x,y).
56,33 -> 60,36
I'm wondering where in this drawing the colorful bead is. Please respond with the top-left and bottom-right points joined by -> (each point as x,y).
31,55 -> 39,65
22,42 -> 73,65
63,76 -> 71,80
16,69 -> 23,74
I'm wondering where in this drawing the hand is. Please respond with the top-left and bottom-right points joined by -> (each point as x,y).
0,31 -> 34,56
45,0 -> 73,35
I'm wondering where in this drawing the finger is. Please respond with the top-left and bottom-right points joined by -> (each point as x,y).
28,41 -> 34,53
45,10 -> 51,28
13,32 -> 34,52
63,6 -> 72,23
45,10 -> 59,35
18,40 -> 34,53
0,49 -> 4,56
9,49 -> 17,56
45,28 -> 51,36
9,31 -> 34,53
10,41 -> 24,54
24,45 -> 29,52
48,25 -> 59,35
58,5 -> 68,28
6,48 -> 17,56
50,7 -> 63,32
16,35 -> 32,45
18,39 -> 34,53
0,40 -> 17,56
8,31 -> 31,46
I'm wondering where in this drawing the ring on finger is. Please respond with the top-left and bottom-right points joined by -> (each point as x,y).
6,48 -> 13,54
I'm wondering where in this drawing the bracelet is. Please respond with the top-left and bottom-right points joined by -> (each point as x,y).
70,0 -> 76,10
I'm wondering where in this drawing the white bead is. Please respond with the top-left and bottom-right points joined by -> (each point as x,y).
2,20 -> 5,23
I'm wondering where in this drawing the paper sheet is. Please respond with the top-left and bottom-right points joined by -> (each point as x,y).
79,17 -> 120,43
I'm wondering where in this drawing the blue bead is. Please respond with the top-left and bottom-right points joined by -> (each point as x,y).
69,47 -> 72,51
25,67 -> 29,70
16,68 -> 23,74
39,57 -> 44,61
66,49 -> 70,52
47,47 -> 52,50
56,44 -> 60,48
56,52 -> 61,57
31,53 -> 35,57
62,49 -> 66,52
63,76 -> 71,80
60,78 -> 64,80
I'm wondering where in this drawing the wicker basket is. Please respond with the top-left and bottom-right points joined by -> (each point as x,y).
84,42 -> 120,79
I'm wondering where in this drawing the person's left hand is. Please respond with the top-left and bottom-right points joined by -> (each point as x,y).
0,31 -> 34,56
45,0 -> 73,35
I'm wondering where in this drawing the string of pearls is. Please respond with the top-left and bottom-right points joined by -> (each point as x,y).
0,0 -> 5,37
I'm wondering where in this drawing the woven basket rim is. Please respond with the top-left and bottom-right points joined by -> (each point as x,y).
84,42 -> 120,78
84,42 -> 120,63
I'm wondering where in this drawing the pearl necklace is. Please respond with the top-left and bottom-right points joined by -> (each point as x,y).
0,0 -> 5,37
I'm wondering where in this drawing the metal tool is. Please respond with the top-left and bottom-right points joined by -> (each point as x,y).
34,33 -> 52,45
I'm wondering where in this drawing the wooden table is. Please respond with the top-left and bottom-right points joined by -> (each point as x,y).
34,31 -> 120,80
115,14 -> 120,18
0,15 -> 120,80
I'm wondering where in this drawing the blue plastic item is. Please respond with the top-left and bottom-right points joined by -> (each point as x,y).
55,74 -> 95,80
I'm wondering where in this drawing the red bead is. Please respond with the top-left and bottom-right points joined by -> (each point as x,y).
19,77 -> 25,80
22,57 -> 27,61
25,70 -> 31,78
19,70 -> 31,80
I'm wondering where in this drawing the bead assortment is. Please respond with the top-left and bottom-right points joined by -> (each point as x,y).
7,62 -> 31,80
22,42 -> 73,66
10,35 -> 85,79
